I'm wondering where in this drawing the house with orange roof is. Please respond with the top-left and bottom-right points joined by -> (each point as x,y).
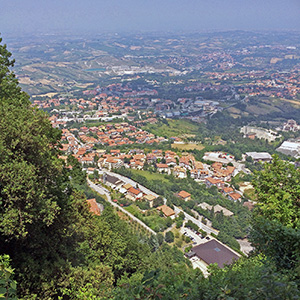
130,159 -> 144,170
212,162 -> 223,170
86,198 -> 101,216
165,150 -> 177,156
228,192 -> 242,202
195,161 -> 204,170
127,187 -> 143,200
157,205 -> 176,219
190,169 -> 200,179
103,157 -> 123,170
156,163 -> 170,174
110,149 -> 121,156
199,170 -> 209,179
173,166 -> 187,179
76,148 -> 87,156
146,153 -> 157,163
133,154 -> 146,161
80,156 -> 94,165
143,194 -> 157,208
221,186 -> 234,195
205,177 -> 225,189
178,190 -> 191,201
212,163 -> 236,182
152,149 -> 163,159
86,167 -> 96,174
166,157 -> 177,167
179,156 -> 194,170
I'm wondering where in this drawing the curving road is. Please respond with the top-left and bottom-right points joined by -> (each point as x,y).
101,170 -> 218,236
87,179 -> 157,235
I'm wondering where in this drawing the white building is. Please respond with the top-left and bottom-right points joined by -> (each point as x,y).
241,126 -> 280,142
276,141 -> 300,158
245,152 -> 273,162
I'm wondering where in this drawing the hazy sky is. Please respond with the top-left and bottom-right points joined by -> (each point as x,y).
1,0 -> 300,37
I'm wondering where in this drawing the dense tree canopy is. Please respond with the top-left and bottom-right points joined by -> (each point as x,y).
250,156 -> 300,274
0,37 -> 154,299
252,156 -> 300,228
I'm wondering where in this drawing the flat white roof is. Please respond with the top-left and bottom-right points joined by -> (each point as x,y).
278,141 -> 300,150
245,152 -> 272,160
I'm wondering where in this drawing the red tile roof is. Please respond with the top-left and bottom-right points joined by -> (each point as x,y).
157,205 -> 175,217
228,192 -> 242,201
128,187 -> 142,196
86,198 -> 101,216
178,190 -> 191,199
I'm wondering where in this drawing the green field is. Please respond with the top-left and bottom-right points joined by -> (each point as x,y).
143,119 -> 199,139
171,143 -> 205,151
130,169 -> 169,182
125,204 -> 143,217
125,204 -> 172,232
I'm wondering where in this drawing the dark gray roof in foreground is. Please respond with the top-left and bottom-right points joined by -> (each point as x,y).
192,239 -> 239,268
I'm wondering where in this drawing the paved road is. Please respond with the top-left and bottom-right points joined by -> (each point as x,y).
104,170 -> 218,236
104,170 -> 159,198
87,179 -> 157,235
180,226 -> 209,246
173,206 -> 218,235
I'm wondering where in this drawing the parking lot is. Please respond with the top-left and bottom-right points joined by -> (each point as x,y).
180,226 -> 211,246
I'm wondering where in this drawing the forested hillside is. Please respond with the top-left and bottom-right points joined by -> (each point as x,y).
1,38 -> 300,299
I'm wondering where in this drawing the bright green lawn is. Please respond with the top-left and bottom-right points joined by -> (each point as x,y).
130,169 -> 169,182
143,119 -> 199,138
125,204 -> 171,232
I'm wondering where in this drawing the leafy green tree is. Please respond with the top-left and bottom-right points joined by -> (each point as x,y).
185,236 -> 191,243
252,155 -> 300,228
165,217 -> 173,228
176,219 -> 183,228
165,231 -> 174,243
204,255 -> 300,300
148,235 -> 160,252
251,156 -> 300,274
0,38 -> 151,299
251,216 -> 300,271
0,255 -> 17,300
93,169 -> 99,180
153,196 -> 164,208
156,233 -> 164,246
178,212 -> 185,220
59,265 -> 114,299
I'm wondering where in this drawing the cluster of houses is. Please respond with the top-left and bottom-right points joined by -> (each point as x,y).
33,82 -> 158,114
102,172 -> 177,218
58,122 -> 167,154
282,119 -> 300,132
59,125 -> 244,203
103,173 -> 156,206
